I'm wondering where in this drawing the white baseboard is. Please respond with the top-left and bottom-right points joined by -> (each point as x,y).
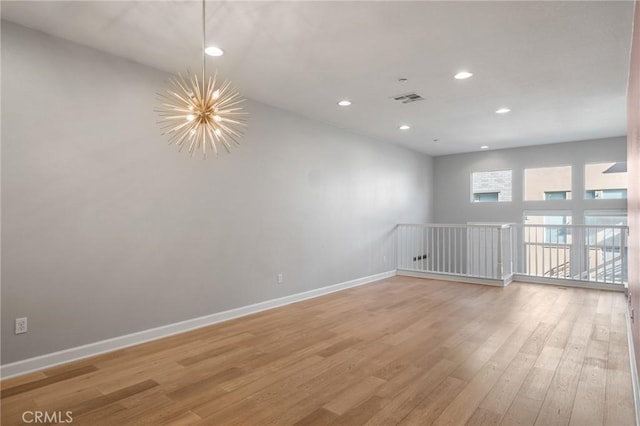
397,269 -> 512,287
626,309 -> 640,426
512,275 -> 626,292
0,270 -> 396,380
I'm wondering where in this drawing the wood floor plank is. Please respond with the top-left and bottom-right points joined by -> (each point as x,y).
332,395 -> 386,425
535,302 -> 598,426
293,407 -> 338,426
69,379 -> 159,417
0,365 -> 99,399
501,346 -> 565,426
322,375 -> 386,415
0,278 -> 635,426
568,321 -> 610,426
604,316 -> 636,426
398,376 -> 466,425
365,358 -> 458,425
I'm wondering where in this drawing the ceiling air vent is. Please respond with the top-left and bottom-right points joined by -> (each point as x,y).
391,92 -> 425,104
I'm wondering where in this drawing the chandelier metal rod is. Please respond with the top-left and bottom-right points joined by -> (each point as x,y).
202,0 -> 206,90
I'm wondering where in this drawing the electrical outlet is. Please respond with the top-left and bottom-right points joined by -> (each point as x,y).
15,317 -> 27,334
277,273 -> 284,284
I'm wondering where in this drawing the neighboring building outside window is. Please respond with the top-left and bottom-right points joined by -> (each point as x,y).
474,192 -> 499,202
544,191 -> 570,200
470,170 -> 512,202
524,166 -> 572,201
585,189 -> 628,199
585,162 -> 627,199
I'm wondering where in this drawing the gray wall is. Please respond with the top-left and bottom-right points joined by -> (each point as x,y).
433,137 -> 627,224
1,22 -> 433,364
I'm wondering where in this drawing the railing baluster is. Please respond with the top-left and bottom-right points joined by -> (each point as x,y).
596,226 -> 600,282
555,226 -> 559,279
604,226 -> 608,283
623,228 -> 628,284
402,225 -> 405,270
447,227 -> 450,273
545,228 -> 548,277
421,227 -> 425,272
454,227 -> 458,274
493,228 -> 497,279
475,226 -> 479,277
484,228 -> 488,278
437,227 -> 441,273
405,225 -> 408,270
615,227 -> 619,284
608,226 -> 613,283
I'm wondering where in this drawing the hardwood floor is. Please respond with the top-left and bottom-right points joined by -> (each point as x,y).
1,276 -> 636,425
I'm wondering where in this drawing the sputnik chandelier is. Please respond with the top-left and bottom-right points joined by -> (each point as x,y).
156,0 -> 247,158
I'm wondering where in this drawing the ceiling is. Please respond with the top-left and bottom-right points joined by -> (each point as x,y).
1,1 -> 634,156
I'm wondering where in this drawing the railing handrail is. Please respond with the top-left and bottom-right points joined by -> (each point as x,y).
399,223 -> 628,230
515,224 -> 629,230
523,242 -> 573,248
397,223 -> 512,229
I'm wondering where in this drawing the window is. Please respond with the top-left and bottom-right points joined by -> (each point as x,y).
585,189 -> 627,199
585,162 -> 627,200
584,211 -> 627,245
474,192 -> 499,202
524,166 -> 572,201
524,213 -> 572,244
544,191 -> 569,200
584,212 -> 628,226
471,170 -> 512,202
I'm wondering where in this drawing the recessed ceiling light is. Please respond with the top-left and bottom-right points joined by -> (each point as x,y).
204,46 -> 224,57
480,145 -> 489,149
337,100 -> 352,106
495,108 -> 511,114
454,71 -> 473,80
399,125 -> 411,130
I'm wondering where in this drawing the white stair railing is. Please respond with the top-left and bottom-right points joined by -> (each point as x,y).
512,224 -> 628,285
396,223 -> 627,287
396,224 -> 513,283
